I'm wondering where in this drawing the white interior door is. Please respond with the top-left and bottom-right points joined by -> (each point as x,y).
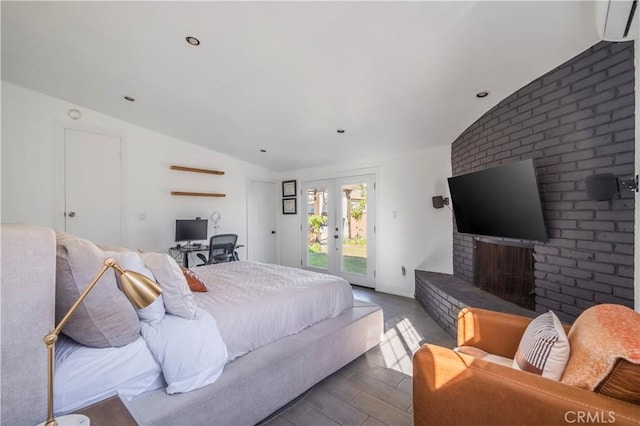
302,175 -> 376,287
64,128 -> 122,246
247,179 -> 277,263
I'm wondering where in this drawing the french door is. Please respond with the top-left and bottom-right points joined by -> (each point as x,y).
302,174 -> 376,288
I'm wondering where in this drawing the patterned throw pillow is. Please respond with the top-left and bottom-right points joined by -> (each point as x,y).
181,267 -> 208,292
512,311 -> 570,380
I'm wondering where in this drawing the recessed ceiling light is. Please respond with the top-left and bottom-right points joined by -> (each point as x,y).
124,96 -> 135,102
260,149 -> 267,153
186,36 -> 200,46
337,129 -> 345,133
476,91 -> 490,98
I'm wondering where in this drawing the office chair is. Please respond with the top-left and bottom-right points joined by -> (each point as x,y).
196,233 -> 238,265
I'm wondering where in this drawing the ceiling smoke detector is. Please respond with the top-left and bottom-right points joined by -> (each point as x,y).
186,36 -> 200,46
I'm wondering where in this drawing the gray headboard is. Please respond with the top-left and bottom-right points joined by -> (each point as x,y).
1,224 -> 56,425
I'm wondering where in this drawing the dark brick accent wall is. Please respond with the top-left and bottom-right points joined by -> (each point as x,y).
415,271 -> 537,337
451,41 -> 635,322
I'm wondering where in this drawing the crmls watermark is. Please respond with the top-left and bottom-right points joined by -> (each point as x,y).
564,411 -> 616,423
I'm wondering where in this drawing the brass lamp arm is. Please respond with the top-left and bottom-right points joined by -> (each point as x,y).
41,257 -> 161,426
43,258 -> 116,426
50,259 -> 115,337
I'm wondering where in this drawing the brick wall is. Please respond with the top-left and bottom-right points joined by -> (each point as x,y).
451,41 -> 635,322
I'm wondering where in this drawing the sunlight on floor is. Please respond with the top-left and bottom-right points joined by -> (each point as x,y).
379,316 -> 424,375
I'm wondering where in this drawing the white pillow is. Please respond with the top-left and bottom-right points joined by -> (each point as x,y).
54,335 -> 164,414
137,295 -> 166,325
512,311 -> 570,380
140,308 -> 228,394
103,250 -> 154,281
104,251 -> 166,324
140,252 -> 197,320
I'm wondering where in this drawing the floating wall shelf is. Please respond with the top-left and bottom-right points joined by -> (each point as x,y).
170,191 -> 226,198
170,165 -> 225,197
170,165 -> 225,175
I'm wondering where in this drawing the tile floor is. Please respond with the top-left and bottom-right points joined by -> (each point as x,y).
259,286 -> 455,426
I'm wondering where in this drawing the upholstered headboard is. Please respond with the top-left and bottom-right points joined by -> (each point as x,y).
1,224 -> 56,425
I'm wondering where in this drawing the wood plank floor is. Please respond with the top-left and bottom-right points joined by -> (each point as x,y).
259,286 -> 455,426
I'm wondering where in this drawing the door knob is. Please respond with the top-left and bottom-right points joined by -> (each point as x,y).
67,211 -> 76,218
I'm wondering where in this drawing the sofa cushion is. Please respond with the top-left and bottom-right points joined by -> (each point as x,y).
56,233 -> 140,348
561,304 -> 640,404
512,311 -> 569,380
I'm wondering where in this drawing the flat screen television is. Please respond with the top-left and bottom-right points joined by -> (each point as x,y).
175,219 -> 208,243
447,159 -> 548,242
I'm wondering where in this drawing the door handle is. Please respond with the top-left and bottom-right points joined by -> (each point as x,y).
271,231 -> 276,234
334,235 -> 339,239
67,211 -> 76,218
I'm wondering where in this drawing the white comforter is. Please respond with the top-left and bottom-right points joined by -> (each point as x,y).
193,261 -> 354,360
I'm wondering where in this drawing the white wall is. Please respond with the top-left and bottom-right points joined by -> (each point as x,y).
278,145 -> 453,298
1,81 -> 276,253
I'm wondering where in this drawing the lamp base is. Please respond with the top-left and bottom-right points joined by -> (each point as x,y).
37,414 -> 90,426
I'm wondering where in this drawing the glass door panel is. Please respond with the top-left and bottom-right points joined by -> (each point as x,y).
305,184 -> 330,271
340,182 -> 368,275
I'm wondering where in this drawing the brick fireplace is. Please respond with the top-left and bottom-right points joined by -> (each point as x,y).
449,41 -> 635,323
474,239 -> 535,310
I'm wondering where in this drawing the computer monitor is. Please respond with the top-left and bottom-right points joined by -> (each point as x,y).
175,219 -> 208,245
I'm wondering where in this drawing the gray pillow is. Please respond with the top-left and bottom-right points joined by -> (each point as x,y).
56,233 -> 140,347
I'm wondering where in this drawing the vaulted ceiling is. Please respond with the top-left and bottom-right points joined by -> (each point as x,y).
2,1 -> 601,171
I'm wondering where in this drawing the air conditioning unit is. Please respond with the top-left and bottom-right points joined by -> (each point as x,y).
597,0 -> 638,41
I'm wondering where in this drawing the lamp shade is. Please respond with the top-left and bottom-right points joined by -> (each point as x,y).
109,261 -> 162,309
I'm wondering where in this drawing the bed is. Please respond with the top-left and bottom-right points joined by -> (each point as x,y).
0,224 -> 383,426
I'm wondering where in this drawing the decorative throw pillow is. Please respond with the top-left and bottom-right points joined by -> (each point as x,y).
561,304 -> 640,404
140,252 -> 197,319
181,266 -> 208,292
55,233 -> 140,348
512,311 -> 570,380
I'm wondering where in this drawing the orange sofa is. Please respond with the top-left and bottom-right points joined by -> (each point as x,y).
413,307 -> 640,426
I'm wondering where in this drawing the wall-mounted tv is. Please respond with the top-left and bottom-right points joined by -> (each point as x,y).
447,159 -> 548,242
175,219 -> 208,243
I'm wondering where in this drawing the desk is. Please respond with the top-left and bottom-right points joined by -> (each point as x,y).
169,245 -> 209,268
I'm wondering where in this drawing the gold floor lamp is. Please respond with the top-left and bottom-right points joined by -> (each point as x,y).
39,258 -> 162,426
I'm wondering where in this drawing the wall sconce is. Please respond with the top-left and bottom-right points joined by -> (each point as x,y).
432,196 -> 450,209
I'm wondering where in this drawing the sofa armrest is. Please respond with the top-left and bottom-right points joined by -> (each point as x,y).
413,344 -> 640,426
457,307 -> 533,358
457,307 -> 572,359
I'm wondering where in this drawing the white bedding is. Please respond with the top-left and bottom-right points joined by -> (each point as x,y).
54,335 -> 164,414
193,261 -> 354,360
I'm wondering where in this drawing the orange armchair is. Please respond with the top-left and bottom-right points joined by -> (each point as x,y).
413,307 -> 640,426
